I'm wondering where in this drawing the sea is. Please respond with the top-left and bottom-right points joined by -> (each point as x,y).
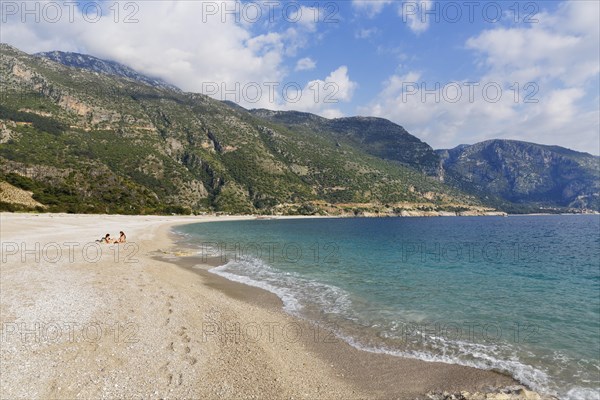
175,215 -> 600,399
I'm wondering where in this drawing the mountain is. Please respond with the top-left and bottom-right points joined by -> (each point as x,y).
250,112 -> 600,213
3,44 -> 596,215
250,109 -> 440,175
437,140 -> 600,212
35,51 -> 180,92
0,43 -> 484,215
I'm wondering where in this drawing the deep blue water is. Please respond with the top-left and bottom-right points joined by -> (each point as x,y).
176,215 -> 600,399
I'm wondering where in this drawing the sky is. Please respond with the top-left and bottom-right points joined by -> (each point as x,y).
0,0 -> 599,153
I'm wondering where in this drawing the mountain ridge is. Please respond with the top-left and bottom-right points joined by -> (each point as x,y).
35,50 -> 180,92
0,43 -> 597,214
249,108 -> 441,176
437,140 -> 599,212
0,43 -> 487,215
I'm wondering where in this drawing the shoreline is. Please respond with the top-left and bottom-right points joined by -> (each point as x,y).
0,213 -> 550,399
164,220 -> 550,399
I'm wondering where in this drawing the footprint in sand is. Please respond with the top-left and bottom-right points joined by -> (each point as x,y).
186,356 -> 197,365
164,301 -> 173,318
164,365 -> 184,387
166,372 -> 182,386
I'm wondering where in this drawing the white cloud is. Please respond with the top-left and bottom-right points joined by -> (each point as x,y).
466,25 -> 598,86
464,1 -> 599,90
0,0 -> 326,110
398,0 -> 432,35
295,57 -> 316,71
355,27 -> 379,39
323,66 -> 357,102
351,0 -> 393,18
286,6 -> 321,33
360,1 -> 600,154
361,73 -> 599,154
278,66 -> 357,118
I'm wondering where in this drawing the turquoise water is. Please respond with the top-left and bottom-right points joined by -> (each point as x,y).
176,216 -> 600,399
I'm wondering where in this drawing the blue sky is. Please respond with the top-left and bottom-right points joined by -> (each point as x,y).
1,0 -> 598,153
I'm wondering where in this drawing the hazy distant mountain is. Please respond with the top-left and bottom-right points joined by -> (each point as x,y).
437,140 -> 600,211
35,50 -> 180,92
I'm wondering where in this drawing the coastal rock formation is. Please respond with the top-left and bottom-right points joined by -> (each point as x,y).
427,385 -> 556,400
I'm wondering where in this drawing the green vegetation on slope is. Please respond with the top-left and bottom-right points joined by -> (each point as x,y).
0,104 -> 66,135
0,44 -> 486,215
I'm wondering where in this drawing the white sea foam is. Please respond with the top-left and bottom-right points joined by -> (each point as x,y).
208,257 -> 352,317
206,254 -> 598,400
334,330 -> 561,396
564,388 -> 600,400
208,259 -> 303,313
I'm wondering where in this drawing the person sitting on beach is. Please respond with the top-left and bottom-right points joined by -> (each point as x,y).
96,233 -> 112,243
114,231 -> 126,244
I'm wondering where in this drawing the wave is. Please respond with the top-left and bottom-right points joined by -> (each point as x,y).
564,388 -> 600,400
206,255 -> 598,400
207,256 -> 352,316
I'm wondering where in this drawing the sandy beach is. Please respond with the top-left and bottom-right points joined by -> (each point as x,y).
1,213 -> 545,399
